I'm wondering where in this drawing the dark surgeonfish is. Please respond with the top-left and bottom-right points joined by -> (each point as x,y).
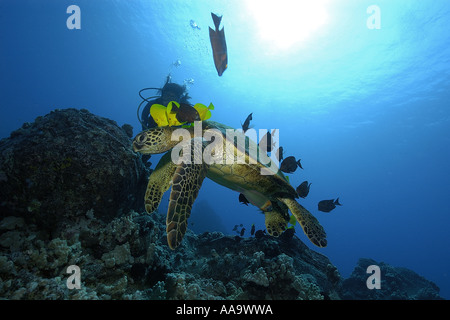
209,12 -> 228,76
242,113 -> 253,132
239,193 -> 249,206
280,156 -> 303,173
296,181 -> 311,198
173,103 -> 201,123
318,198 -> 342,213
251,224 -> 255,236
240,228 -> 246,236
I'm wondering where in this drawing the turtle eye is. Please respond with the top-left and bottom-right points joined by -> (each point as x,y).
137,133 -> 147,143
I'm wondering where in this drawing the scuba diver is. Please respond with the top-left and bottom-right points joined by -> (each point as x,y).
138,75 -> 192,131
137,75 -> 192,166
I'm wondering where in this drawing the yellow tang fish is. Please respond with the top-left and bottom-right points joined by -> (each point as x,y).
193,102 -> 214,121
150,102 -> 215,127
150,103 -> 169,127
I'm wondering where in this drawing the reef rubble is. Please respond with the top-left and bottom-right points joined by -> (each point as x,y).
0,108 -> 443,300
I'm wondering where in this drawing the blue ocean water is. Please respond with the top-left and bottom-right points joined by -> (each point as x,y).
1,0 -> 449,299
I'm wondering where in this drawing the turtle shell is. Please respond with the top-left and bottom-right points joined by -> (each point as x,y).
202,121 -> 298,200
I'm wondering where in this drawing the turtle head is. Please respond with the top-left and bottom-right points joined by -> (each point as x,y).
133,127 -> 183,154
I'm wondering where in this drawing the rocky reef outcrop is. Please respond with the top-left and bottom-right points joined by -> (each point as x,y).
0,108 -> 444,300
340,258 -> 443,300
0,108 -> 148,232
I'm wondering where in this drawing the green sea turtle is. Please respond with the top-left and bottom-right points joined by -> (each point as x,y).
132,121 -> 327,249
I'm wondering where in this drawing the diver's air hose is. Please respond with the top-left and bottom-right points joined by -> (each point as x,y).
137,87 -> 160,128
139,87 -> 161,102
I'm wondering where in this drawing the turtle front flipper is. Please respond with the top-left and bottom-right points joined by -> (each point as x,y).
166,139 -> 209,249
144,152 -> 177,214
279,197 -> 327,248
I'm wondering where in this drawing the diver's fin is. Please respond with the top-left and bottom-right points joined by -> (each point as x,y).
334,197 -> 342,206
279,197 -> 327,248
211,12 -> 222,30
166,139 -> 209,249
144,152 -> 176,214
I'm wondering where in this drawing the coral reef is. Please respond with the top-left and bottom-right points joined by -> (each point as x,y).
339,258 -> 443,300
0,210 -> 339,299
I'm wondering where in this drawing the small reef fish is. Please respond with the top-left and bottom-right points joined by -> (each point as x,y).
296,181 -> 311,198
241,113 -> 253,132
209,12 -> 228,76
239,193 -> 249,206
251,224 -> 255,236
280,156 -> 303,173
240,228 -> 246,236
318,198 -> 342,213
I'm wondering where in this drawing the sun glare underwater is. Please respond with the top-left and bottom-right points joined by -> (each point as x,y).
1,0 -> 450,300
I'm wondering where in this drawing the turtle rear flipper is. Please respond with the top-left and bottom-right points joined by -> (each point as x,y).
166,139 -> 209,249
144,152 -> 177,214
265,210 -> 288,237
279,197 -> 327,248
264,200 -> 290,237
